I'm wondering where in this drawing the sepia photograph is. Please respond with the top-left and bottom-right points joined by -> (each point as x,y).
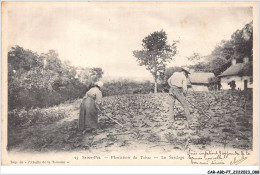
1,1 -> 258,167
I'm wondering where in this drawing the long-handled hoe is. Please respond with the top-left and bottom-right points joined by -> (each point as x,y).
98,108 -> 124,127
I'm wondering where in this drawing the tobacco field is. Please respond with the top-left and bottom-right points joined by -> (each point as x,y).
8,90 -> 253,153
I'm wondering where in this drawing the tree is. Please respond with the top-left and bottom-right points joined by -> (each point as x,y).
8,45 -> 42,74
231,21 -> 253,63
186,52 -> 212,72
186,52 -> 202,62
187,21 -> 253,76
42,50 -> 62,73
77,67 -> 92,85
188,61 -> 212,72
91,67 -> 104,82
7,45 -> 104,109
133,30 -> 177,93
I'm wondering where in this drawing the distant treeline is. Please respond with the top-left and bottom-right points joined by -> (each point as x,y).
102,80 -> 166,97
8,46 -> 103,110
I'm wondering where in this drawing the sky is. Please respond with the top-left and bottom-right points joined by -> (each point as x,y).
5,2 -> 253,80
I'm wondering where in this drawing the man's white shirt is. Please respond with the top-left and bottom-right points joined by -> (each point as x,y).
167,72 -> 187,92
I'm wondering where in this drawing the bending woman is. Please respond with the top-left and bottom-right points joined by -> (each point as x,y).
78,81 -> 104,133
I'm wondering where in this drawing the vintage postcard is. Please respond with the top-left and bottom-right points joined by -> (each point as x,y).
1,1 -> 258,166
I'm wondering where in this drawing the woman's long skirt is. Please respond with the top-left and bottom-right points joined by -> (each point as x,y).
78,97 -> 98,131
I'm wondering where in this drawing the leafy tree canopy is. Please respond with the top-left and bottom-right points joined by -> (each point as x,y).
187,22 -> 252,76
133,30 -> 178,93
8,45 -> 104,109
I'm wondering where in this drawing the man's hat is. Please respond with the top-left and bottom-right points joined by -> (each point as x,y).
173,67 -> 190,74
181,67 -> 190,74
94,81 -> 104,88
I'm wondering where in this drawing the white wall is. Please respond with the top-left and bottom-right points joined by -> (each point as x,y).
220,75 -> 253,90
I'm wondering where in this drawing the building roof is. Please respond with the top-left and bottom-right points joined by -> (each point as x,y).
189,72 -> 215,84
218,62 -> 252,77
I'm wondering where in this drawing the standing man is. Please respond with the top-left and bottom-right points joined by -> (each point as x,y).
168,68 -> 191,127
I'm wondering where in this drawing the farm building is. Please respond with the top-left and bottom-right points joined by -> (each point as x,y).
218,58 -> 253,90
188,72 -> 215,91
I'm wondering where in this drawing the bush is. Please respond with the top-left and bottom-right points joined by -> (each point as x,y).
8,104 -> 71,129
8,81 -> 86,110
228,80 -> 236,90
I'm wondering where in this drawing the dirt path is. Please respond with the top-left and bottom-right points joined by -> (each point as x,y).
56,110 -> 79,125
